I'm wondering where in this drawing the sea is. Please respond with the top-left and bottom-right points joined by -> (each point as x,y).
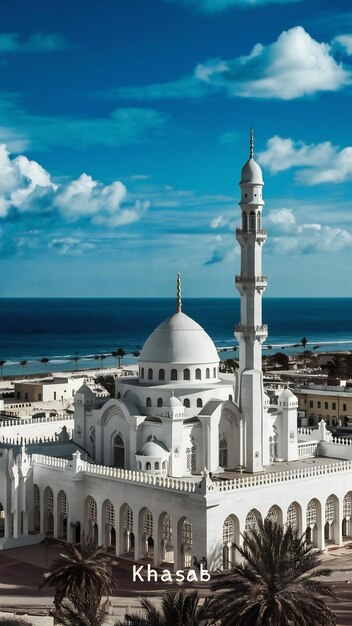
0,298 -> 351,377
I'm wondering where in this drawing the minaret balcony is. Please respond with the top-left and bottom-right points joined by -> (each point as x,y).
235,275 -> 267,286
235,323 -> 268,338
236,227 -> 267,243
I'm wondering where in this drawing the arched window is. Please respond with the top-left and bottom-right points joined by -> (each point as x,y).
105,500 -> 115,527
183,368 -> 190,381
141,367 -> 144,379
155,462 -> 159,470
183,398 -> 190,408
159,368 -> 165,381
306,500 -> 317,527
223,517 -> 234,544
196,398 -> 203,408
219,439 -> 228,468
195,368 -> 201,380
245,511 -> 259,531
286,504 -> 298,530
148,368 -> 153,380
242,211 -> 248,232
228,394 -> 233,401
266,507 -> 278,524
146,397 -> 152,407
213,367 -> 216,378
162,514 -> 172,542
257,212 -> 261,230
206,368 -> 210,379
162,461 -> 167,470
146,462 -> 151,470
325,496 -> 335,522
123,505 -> 133,532
249,211 -> 256,230
157,397 -> 163,407
88,496 -> 97,523
117,392 -> 121,399
171,369 -> 177,381
182,518 -> 192,546
143,509 -> 153,538
113,434 -> 125,468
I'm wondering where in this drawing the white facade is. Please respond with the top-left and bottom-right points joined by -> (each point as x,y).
1,133 -> 352,569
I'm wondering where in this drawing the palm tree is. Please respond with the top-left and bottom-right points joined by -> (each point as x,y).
112,348 -> 125,368
99,354 -> 107,369
300,337 -> 309,369
211,519 -> 336,626
40,357 -> 50,370
40,537 -> 113,610
51,591 -> 107,626
0,359 -> 6,376
116,591 -> 214,626
132,350 -> 140,358
20,360 -> 28,375
71,355 -> 81,371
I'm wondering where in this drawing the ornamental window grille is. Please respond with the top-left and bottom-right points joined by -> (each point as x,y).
343,494 -> 352,519
34,484 -> 40,508
88,497 -> 97,523
325,496 -> 335,523
123,506 -> 133,532
105,501 -> 115,527
266,508 -> 278,524
171,369 -> 177,381
306,500 -> 317,527
269,435 -> 278,460
249,211 -> 256,230
219,439 -> 228,468
58,491 -> 68,516
245,511 -> 259,531
162,515 -> 172,542
143,509 -> 153,537
47,489 -> 54,513
286,504 -> 297,530
186,446 -> 196,473
195,368 -> 201,380
113,434 -> 125,469
182,519 -> 192,545
159,369 -> 165,381
183,368 -> 190,381
223,517 -> 234,544
242,212 -> 248,231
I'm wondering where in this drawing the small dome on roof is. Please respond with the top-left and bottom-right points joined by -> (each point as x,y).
136,438 -> 169,457
240,158 -> 263,185
280,387 -> 295,398
167,392 -> 183,408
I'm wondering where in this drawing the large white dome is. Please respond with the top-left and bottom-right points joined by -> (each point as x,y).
139,311 -> 219,365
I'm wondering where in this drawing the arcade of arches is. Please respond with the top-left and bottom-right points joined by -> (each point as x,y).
2,487 -> 351,570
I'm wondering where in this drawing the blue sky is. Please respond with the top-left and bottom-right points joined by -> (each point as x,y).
0,0 -> 351,297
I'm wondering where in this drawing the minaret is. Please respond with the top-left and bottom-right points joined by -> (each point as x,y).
234,129 -> 268,472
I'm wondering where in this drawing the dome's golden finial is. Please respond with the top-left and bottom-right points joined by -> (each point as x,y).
250,127 -> 254,159
177,273 -> 182,313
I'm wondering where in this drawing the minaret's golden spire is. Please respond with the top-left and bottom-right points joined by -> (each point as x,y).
177,273 -> 182,313
250,127 -> 254,159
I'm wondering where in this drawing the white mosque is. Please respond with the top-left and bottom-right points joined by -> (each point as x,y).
1,131 -> 352,570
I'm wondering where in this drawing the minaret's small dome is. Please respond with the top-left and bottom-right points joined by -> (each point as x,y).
240,158 -> 263,185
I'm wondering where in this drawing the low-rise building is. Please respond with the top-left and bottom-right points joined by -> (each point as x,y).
294,386 -> 352,426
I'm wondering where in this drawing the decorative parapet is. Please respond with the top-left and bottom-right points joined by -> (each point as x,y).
235,275 -> 267,284
298,441 -> 319,458
332,437 -> 352,446
235,324 -> 268,334
236,228 -> 267,236
215,461 -> 352,492
32,453 -> 197,492
0,415 -> 73,427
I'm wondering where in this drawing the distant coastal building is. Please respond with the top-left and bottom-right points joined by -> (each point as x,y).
1,132 -> 352,567
294,385 -> 352,427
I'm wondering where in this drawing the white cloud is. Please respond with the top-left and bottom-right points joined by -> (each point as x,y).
0,32 -> 70,53
118,27 -> 352,101
48,238 -> 95,256
166,0 -> 300,13
333,34 -> 352,55
258,135 -> 352,184
266,208 -> 352,254
0,144 -> 149,227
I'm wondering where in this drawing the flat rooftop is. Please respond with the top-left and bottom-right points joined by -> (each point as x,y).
216,455 -> 350,480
